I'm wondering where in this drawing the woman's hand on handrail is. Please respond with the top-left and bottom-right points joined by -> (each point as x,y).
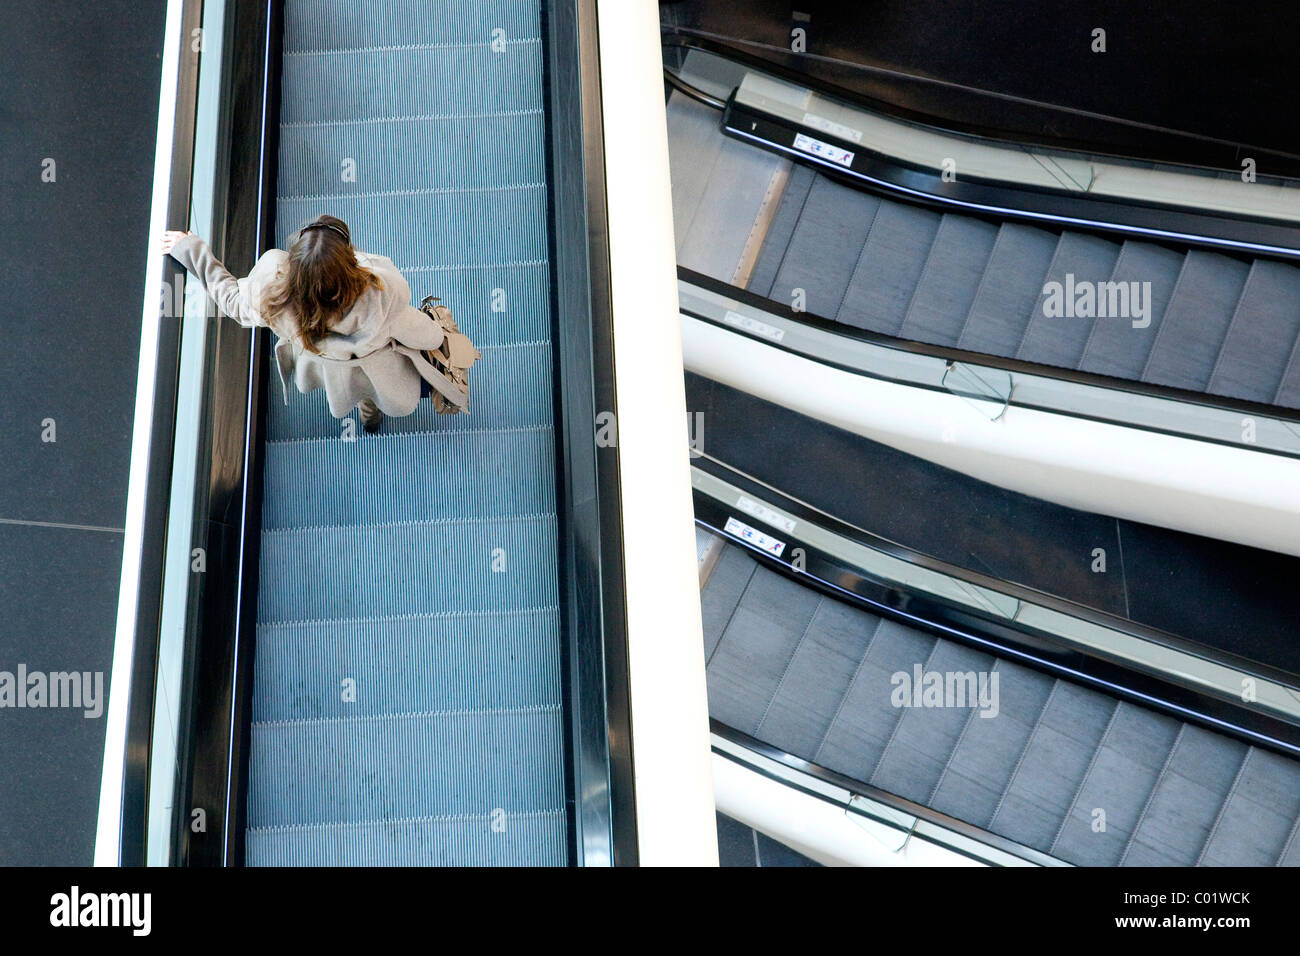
160,229 -> 196,256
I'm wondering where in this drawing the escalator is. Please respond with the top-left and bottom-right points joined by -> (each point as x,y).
667,44 -> 1300,866
670,92 -> 1300,412
97,0 -> 720,869
243,0 -> 566,866
701,539 -> 1300,866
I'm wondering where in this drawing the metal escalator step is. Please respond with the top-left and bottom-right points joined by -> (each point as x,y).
988,681 -> 1117,851
928,659 -> 1056,827
896,214 -> 999,348
262,426 -> 555,529
868,640 -> 996,805
277,113 -> 546,198
812,619 -> 938,783
1207,260 -> 1300,405
1277,819 -> 1300,866
1198,747 -> 1300,865
1048,702 -> 1181,866
1016,231 -> 1121,369
836,200 -> 942,337
754,596 -> 882,759
265,341 -> 554,442
278,184 -> 549,276
246,706 -> 565,830
283,0 -> 540,52
706,564 -> 824,734
279,43 -> 543,127
246,810 -> 568,866
257,513 -> 558,624
700,543 -> 759,661
1076,240 -> 1183,380
1118,724 -> 1247,866
1272,341 -> 1300,410
956,222 -> 1057,357
747,164 -> 816,298
768,176 -> 882,319
1140,249 -> 1249,393
251,607 -> 562,722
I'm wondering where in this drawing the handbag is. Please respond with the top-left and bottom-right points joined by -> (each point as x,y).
419,295 -> 481,414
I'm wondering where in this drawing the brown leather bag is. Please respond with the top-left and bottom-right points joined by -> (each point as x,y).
419,296 -> 481,414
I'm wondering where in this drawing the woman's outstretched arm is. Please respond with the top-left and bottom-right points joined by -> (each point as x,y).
162,230 -> 282,329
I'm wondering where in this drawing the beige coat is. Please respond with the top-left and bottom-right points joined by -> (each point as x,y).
171,234 -> 446,418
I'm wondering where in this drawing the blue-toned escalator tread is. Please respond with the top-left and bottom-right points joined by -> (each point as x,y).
244,0 -> 567,866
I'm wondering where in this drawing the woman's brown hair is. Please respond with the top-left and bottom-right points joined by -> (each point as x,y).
262,215 -> 382,353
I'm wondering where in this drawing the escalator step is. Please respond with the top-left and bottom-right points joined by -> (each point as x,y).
246,809 -> 567,866
896,214 -> 999,348
246,706 -> 565,830
706,564 -> 824,734
1076,240 -> 1183,380
251,607 -> 562,722
1198,747 -> 1300,865
747,164 -> 816,298
277,112 -> 545,197
813,619 -> 938,783
836,200 -> 941,336
769,176 -> 881,319
279,43 -> 542,126
284,0 -> 539,50
929,659 -> 1056,827
261,426 -> 555,529
1206,260 -> 1300,405
1048,702 -> 1181,866
257,513 -> 558,623
988,681 -> 1117,851
753,596 -> 881,759
1016,232 -> 1121,369
1140,249 -> 1249,393
700,542 -> 758,661
1118,724 -> 1247,866
956,222 -> 1056,356
265,341 -> 554,442
669,96 -> 791,284
868,640 -> 995,805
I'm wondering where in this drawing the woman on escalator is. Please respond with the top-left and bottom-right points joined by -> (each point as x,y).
160,215 -> 476,432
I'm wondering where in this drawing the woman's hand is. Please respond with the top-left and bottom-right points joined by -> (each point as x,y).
160,230 -> 196,256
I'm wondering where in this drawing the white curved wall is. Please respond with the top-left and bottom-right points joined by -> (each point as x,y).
713,754 -> 984,867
